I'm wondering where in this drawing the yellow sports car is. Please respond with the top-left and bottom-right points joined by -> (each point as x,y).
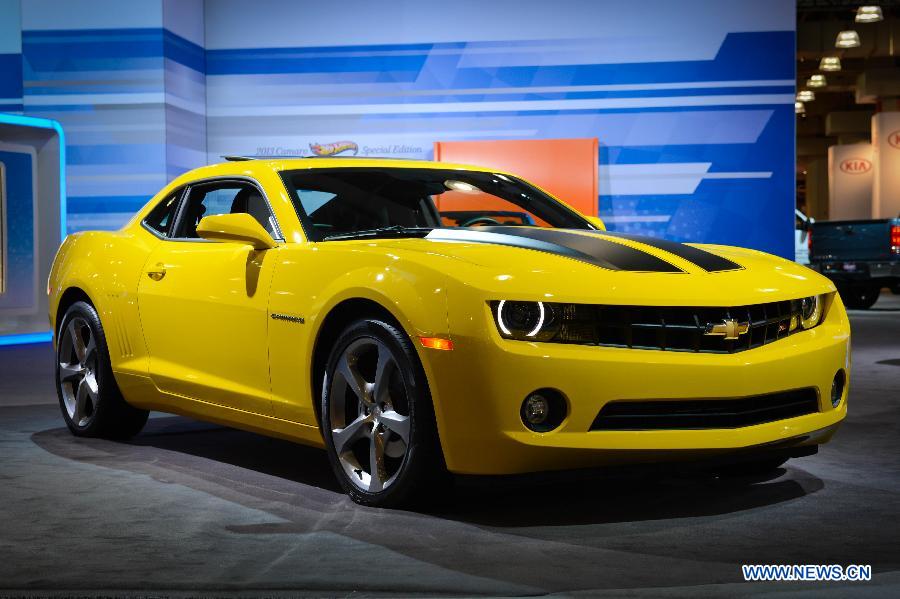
48,157 -> 850,507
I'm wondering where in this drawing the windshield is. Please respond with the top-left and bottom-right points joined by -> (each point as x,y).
280,167 -> 593,241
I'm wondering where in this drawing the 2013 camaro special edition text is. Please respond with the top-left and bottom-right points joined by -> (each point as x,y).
49,158 -> 850,506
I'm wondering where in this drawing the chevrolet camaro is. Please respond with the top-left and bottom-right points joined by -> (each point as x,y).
48,157 -> 850,506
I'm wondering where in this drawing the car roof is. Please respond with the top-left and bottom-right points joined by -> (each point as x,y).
170,157 -> 504,186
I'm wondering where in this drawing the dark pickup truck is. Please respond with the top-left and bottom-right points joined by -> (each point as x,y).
809,218 -> 900,309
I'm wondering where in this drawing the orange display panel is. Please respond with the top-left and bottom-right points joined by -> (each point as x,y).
433,138 -> 599,217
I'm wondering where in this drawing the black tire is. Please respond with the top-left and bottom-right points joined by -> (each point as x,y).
320,318 -> 449,507
55,301 -> 148,439
840,285 -> 880,310
718,456 -> 788,476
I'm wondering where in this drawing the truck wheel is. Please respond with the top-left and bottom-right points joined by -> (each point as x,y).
55,301 -> 149,439
841,285 -> 880,310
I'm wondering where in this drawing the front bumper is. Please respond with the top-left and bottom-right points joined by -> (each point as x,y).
423,295 -> 851,475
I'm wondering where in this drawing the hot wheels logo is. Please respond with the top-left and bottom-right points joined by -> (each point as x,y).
310,141 -> 359,156
839,158 -> 872,174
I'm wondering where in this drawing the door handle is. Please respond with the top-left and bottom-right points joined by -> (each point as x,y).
147,263 -> 167,281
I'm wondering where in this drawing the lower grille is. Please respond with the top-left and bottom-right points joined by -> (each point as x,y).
590,388 -> 820,431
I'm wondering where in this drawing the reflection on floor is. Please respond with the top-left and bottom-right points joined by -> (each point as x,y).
1,292 -> 899,596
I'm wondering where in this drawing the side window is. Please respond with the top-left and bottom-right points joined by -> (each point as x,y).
173,181 -> 280,239
143,190 -> 182,237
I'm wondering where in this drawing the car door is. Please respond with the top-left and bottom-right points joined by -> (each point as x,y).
137,178 -> 282,416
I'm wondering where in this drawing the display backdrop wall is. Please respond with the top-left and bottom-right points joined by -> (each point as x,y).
828,143 -> 873,221
0,0 -> 796,257
872,112 -> 900,220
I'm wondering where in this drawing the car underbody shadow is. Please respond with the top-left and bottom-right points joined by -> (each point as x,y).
27,413 -> 833,591
31,412 -> 823,528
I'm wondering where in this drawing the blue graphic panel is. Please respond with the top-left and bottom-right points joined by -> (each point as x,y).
6,0 -> 795,257
0,150 -> 35,309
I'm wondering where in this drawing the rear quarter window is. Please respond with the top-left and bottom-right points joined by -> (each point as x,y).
143,190 -> 182,237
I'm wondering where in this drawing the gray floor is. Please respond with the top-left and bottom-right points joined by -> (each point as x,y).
1,294 -> 899,597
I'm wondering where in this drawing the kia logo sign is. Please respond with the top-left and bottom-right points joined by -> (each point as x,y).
840,158 -> 872,174
889,130 -> 900,149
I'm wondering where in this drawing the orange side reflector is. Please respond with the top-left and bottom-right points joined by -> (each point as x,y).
419,336 -> 454,351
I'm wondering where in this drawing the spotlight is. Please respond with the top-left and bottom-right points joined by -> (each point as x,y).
819,56 -> 842,71
795,101 -> 806,115
797,90 -> 816,102
855,6 -> 883,23
807,74 -> 826,88
835,30 -> 861,48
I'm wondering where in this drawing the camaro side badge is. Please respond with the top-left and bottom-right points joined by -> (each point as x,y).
704,318 -> 750,340
271,313 -> 305,324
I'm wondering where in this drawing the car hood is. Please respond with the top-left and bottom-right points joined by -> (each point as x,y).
372,227 -> 836,306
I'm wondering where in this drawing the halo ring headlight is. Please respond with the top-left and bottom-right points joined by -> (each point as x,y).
800,294 -> 824,329
495,300 -> 556,341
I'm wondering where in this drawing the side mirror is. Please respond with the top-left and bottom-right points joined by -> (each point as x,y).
196,213 -> 277,250
585,215 -> 606,231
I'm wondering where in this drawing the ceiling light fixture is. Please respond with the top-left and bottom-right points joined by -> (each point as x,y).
835,30 -> 861,48
819,56 -> 842,71
795,101 -> 806,115
797,90 -> 816,102
807,74 -> 827,88
855,6 -> 883,23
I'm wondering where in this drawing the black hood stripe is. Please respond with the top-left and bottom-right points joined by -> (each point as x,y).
602,232 -> 743,272
426,227 -> 684,273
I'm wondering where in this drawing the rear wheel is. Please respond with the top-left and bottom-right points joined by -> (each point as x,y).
55,301 -> 148,439
840,285 -> 880,310
320,318 -> 448,507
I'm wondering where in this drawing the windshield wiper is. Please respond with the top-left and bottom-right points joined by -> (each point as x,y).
322,225 -> 434,241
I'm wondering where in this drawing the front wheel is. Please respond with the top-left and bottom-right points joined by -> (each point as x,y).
320,318 -> 449,507
55,301 -> 148,439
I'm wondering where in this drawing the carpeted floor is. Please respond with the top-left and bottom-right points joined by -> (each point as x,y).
1,293 -> 898,597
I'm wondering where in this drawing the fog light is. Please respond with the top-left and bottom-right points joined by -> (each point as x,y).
520,388 -> 567,432
524,394 -> 549,425
831,370 -> 846,408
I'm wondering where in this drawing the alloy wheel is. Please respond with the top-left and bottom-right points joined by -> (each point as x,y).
329,337 -> 412,493
58,317 -> 100,428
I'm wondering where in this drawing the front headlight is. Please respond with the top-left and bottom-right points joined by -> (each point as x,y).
800,294 -> 826,329
494,300 -> 559,341
493,301 -> 598,343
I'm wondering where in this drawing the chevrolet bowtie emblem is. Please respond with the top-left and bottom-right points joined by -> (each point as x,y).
704,318 -> 750,340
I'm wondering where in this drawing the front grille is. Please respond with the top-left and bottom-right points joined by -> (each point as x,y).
555,300 -> 802,353
590,388 -> 820,431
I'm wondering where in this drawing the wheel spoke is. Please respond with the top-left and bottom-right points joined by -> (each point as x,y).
373,345 -> 394,404
332,413 -> 371,454
84,375 -> 99,408
84,332 -> 97,365
379,409 -> 410,444
69,321 -> 87,364
74,379 -> 89,423
368,427 -> 387,492
337,355 -> 370,404
59,362 -> 84,384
